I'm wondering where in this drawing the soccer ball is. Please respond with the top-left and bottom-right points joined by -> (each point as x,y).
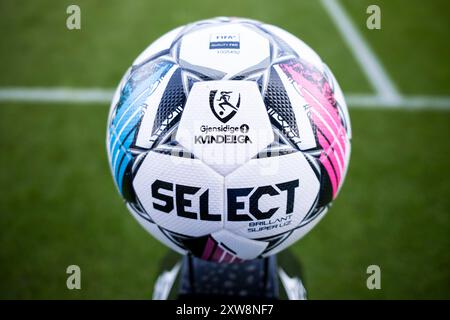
107,17 -> 351,263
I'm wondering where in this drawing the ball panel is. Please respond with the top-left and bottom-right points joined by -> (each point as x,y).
134,64 -> 179,149
176,80 -> 274,176
107,59 -> 175,196
132,26 -> 184,66
278,58 -> 351,199
268,65 -> 318,151
323,63 -> 352,139
262,24 -> 324,69
106,68 -> 130,165
223,152 -> 320,239
127,202 -> 188,255
264,66 -> 300,140
207,230 -> 268,261
174,229 -> 267,263
148,67 -> 186,148
261,206 -> 328,257
132,151 -> 224,237
178,23 -> 271,79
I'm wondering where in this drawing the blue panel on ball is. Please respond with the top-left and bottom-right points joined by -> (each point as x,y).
108,60 -> 174,195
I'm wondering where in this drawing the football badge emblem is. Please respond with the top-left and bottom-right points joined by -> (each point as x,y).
209,90 -> 241,123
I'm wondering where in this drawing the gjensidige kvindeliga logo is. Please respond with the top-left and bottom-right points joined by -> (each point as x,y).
195,123 -> 252,144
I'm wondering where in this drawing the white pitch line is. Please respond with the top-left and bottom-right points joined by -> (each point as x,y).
0,87 -> 450,110
320,0 -> 402,103
345,94 -> 450,110
0,87 -> 114,104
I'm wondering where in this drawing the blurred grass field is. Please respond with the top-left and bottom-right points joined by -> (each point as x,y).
0,0 -> 449,299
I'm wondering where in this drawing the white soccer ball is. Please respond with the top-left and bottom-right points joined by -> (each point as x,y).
107,17 -> 351,263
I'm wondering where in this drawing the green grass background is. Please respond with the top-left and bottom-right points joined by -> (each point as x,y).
0,0 -> 449,299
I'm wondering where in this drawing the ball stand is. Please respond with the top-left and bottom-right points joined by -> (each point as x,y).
152,250 -> 307,300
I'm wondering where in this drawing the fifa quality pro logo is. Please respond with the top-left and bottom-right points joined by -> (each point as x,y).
209,33 -> 240,50
209,90 -> 241,123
